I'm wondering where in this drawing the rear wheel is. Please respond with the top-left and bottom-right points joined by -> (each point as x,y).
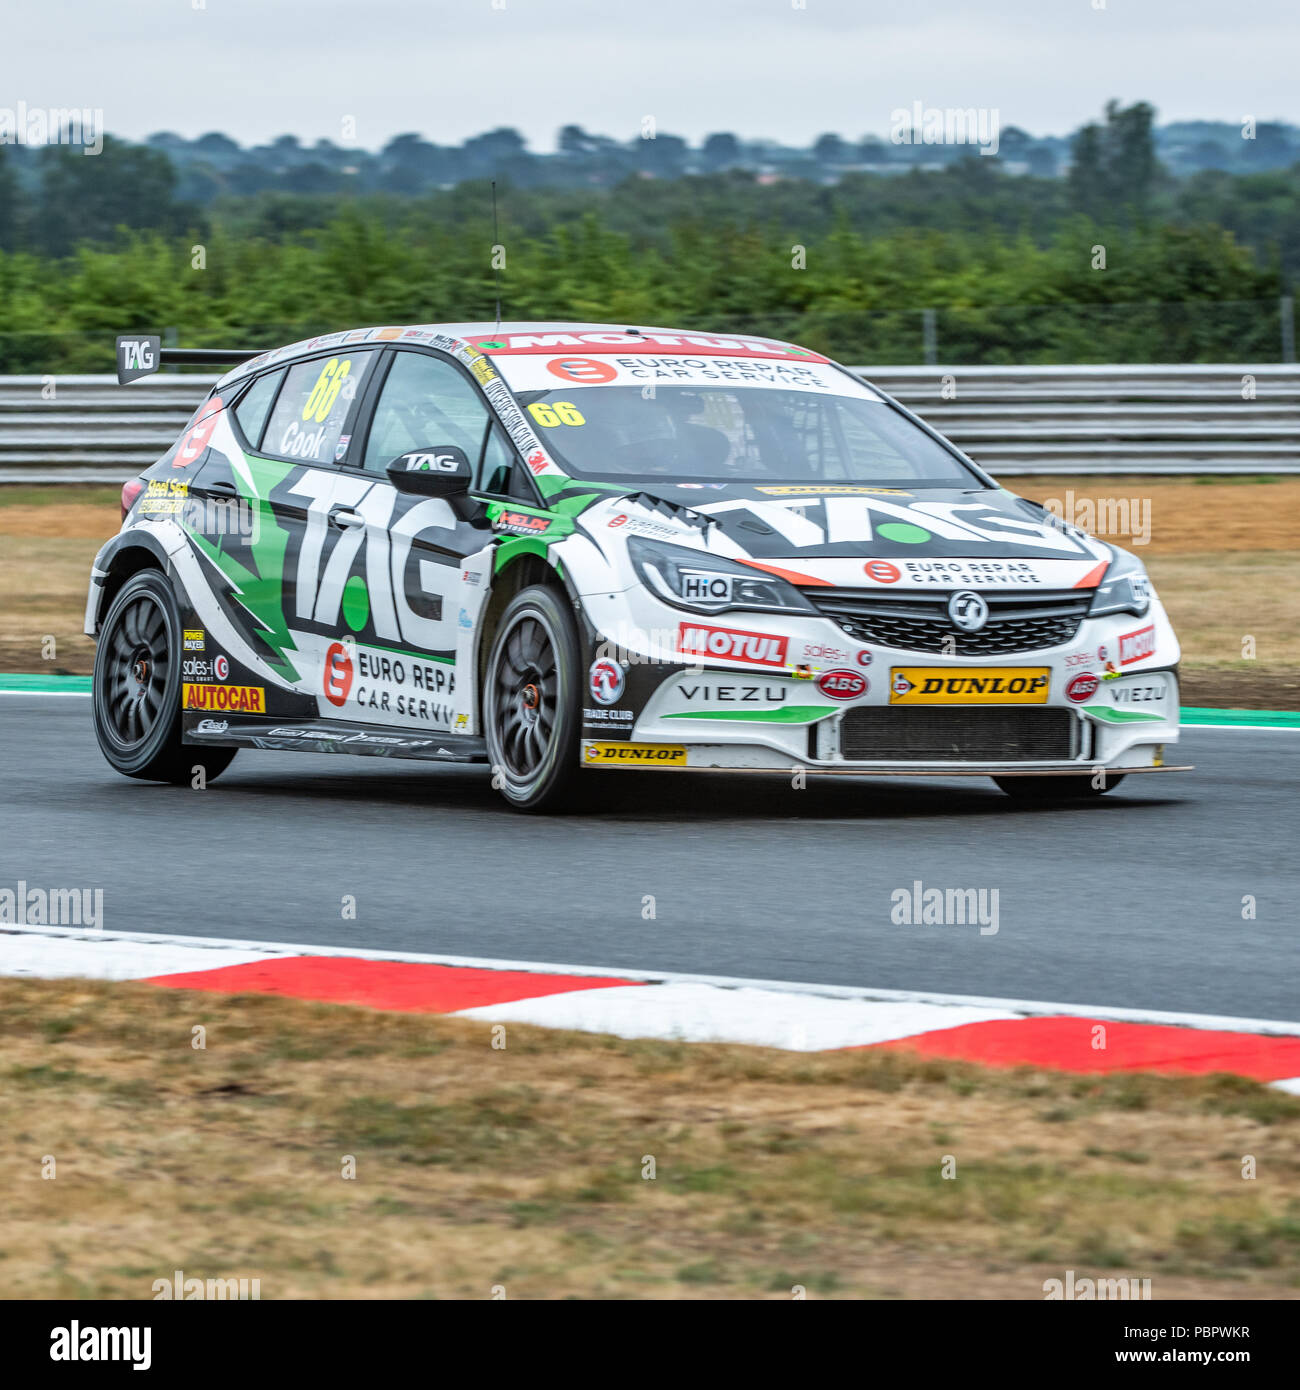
483,585 -> 582,812
993,773 -> 1125,800
93,569 -> 237,785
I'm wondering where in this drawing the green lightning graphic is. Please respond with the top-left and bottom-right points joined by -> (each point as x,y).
189,453 -> 301,684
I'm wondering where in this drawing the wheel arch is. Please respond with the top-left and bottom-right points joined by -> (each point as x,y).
475,551 -> 574,713
88,533 -> 174,635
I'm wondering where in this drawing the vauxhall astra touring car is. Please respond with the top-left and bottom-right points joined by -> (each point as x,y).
88,323 -> 1187,810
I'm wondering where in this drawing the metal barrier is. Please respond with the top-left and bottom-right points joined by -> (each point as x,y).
1,364 -> 1297,482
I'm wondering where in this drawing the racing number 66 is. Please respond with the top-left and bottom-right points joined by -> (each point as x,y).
527,400 -> 585,428
302,358 -> 352,423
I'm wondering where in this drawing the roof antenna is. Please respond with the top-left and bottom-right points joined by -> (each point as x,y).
491,180 -> 502,333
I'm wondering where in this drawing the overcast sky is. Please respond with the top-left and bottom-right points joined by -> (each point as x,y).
6,0 -> 1298,150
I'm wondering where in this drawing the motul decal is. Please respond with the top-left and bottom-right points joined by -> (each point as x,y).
1119,624 -> 1156,666
677,623 -> 789,667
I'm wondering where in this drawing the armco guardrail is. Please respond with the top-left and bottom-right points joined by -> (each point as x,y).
0,364 -> 1297,482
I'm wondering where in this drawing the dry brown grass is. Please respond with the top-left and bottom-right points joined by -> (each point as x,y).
2,978 -> 1297,1300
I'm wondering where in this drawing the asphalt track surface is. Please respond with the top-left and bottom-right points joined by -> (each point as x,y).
3,695 -> 1297,1022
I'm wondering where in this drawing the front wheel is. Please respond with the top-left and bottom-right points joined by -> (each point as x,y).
93,569 -> 237,785
993,773 -> 1125,800
483,585 -> 583,812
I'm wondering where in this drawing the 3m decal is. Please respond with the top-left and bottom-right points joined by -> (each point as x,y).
183,683 -> 266,713
1119,624 -> 1157,666
323,641 -> 354,707
888,667 -> 1051,705
584,742 -> 688,765
677,623 -> 789,667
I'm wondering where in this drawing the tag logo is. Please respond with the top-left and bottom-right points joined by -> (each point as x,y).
116,334 -> 160,384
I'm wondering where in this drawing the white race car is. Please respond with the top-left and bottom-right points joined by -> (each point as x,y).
88,322 -> 1188,809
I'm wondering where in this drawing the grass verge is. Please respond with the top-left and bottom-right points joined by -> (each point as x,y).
2,977 -> 1297,1299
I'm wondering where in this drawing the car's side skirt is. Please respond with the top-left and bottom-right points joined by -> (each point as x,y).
183,713 -> 488,763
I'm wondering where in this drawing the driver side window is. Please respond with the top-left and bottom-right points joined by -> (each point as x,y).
362,351 -> 491,473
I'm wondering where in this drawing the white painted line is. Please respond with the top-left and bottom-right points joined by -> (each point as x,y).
0,932 -> 276,980
5,924 -> 1299,1037
458,983 -> 1017,1050
0,691 -> 92,697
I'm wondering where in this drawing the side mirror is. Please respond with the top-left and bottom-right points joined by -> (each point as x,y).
387,446 -> 473,496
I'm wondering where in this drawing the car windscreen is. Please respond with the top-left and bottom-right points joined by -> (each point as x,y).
512,384 -> 978,486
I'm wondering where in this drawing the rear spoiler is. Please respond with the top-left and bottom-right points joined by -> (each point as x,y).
115,335 -> 264,385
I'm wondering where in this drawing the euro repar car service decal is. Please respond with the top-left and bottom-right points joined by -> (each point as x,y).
496,354 -> 872,395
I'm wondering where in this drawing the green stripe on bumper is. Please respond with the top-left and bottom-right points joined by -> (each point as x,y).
662,705 -> 837,724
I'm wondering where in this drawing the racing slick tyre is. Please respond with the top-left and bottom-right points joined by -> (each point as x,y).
484,584 -> 583,813
992,774 -> 1125,800
93,569 -> 237,785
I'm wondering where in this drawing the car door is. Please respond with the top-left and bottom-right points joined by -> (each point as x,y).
313,346 -> 505,733
179,351 -> 378,713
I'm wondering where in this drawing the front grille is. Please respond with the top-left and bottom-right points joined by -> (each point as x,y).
804,587 -> 1092,656
839,707 -> 1080,762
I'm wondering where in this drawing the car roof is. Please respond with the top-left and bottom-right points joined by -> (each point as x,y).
215,321 -> 828,389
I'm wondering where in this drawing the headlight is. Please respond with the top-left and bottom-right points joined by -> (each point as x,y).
626,535 -> 817,615
1088,547 -> 1153,618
